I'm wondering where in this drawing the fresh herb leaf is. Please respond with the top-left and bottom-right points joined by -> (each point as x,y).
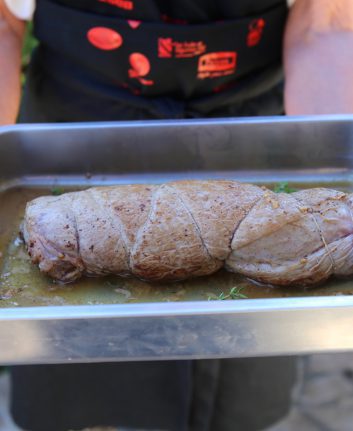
228,286 -> 248,299
51,187 -> 64,196
208,286 -> 247,301
273,181 -> 297,194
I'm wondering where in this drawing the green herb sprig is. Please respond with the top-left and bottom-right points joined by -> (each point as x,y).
51,187 -> 64,196
208,286 -> 248,301
273,181 -> 297,194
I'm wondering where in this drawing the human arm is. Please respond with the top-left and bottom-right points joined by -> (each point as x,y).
284,0 -> 353,115
0,0 -> 25,125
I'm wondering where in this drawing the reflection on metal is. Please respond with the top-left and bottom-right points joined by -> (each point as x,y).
0,321 -> 47,363
1,116 -> 353,364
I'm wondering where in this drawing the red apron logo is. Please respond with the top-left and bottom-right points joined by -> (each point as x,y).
247,18 -> 265,47
98,0 -> 133,11
158,38 -> 206,58
87,27 -> 123,50
197,52 -> 237,79
128,53 -> 154,86
158,38 -> 173,58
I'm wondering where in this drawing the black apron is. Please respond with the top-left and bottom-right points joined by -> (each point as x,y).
20,0 -> 287,122
12,2 -> 297,431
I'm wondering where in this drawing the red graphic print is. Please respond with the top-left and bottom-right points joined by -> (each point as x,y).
197,52 -> 237,79
98,0 -> 133,11
128,53 -> 154,85
127,19 -> 141,29
175,41 -> 206,58
247,18 -> 265,47
158,38 -> 173,58
158,38 -> 206,58
129,53 -> 150,77
87,27 -> 123,50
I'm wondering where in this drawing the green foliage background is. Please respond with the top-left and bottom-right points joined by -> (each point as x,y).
22,22 -> 37,83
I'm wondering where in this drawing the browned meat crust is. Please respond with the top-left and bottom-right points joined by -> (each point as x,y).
22,181 -> 353,286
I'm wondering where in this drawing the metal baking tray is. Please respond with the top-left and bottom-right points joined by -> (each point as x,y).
1,116 -> 353,364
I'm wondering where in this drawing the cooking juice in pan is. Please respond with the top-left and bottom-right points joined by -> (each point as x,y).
1,183 -> 353,308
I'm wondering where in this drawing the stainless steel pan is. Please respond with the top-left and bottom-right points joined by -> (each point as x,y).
1,116 -> 353,364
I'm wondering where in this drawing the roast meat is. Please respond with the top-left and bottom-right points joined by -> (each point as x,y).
22,181 -> 353,286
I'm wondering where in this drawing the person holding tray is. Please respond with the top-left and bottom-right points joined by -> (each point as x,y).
0,0 -> 352,430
